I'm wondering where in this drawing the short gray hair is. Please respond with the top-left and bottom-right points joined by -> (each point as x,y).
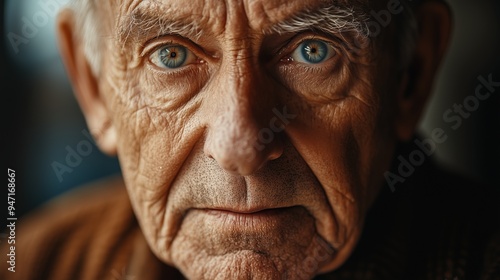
67,0 -> 101,75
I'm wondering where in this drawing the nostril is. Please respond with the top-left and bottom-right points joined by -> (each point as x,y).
274,146 -> 284,159
267,153 -> 281,161
226,163 -> 238,173
266,140 -> 284,161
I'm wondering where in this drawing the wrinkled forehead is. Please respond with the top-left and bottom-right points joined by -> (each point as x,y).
101,0 -> 373,35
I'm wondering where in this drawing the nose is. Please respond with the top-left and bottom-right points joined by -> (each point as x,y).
203,55 -> 286,175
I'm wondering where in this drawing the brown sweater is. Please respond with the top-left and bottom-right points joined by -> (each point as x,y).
1,163 -> 499,280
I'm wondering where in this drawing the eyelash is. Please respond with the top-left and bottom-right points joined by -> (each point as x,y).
143,38 -> 207,73
277,35 -> 338,65
143,33 -> 339,76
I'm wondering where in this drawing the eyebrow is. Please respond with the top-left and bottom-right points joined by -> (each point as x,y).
118,9 -> 203,45
118,3 -> 370,45
265,4 -> 370,38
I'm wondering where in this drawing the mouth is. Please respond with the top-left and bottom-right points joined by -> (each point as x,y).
173,205 -> 324,260
170,205 -> 333,279
189,206 -> 306,232
203,206 -> 295,214
204,206 -> 293,218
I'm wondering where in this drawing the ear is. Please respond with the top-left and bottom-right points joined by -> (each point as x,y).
395,0 -> 452,141
56,9 -> 117,155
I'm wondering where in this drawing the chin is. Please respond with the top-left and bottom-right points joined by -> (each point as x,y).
177,251 -> 294,279
164,207 -> 337,279
172,249 -> 333,279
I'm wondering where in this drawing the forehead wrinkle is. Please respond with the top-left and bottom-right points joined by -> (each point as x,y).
117,0 -> 208,45
244,0 -> 326,32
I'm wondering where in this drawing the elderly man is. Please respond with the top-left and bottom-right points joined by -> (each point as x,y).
2,0 -> 499,279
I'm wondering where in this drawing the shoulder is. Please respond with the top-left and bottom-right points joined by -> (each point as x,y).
15,175 -> 135,247
0,176 -> 144,280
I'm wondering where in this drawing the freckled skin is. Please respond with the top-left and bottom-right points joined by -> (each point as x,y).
91,0 -> 401,278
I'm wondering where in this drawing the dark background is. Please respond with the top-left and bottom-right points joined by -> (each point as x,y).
3,0 -> 499,219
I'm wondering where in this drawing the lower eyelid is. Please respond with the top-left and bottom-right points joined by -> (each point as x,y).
145,61 -> 208,81
275,53 -> 342,80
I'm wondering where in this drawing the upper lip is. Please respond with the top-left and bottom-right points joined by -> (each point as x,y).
197,206 -> 295,214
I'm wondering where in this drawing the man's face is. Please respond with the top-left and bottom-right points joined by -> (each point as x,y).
96,0 -> 399,278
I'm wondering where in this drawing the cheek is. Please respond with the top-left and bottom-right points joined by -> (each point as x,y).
286,95 -> 386,241
106,69 -> 207,251
111,66 -> 206,186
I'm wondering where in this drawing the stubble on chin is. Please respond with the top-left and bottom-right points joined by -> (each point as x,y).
168,206 -> 336,279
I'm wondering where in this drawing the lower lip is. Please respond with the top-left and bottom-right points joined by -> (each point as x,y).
194,207 -> 303,230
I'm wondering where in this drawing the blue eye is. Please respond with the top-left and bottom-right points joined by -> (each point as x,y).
150,45 -> 196,69
290,40 -> 335,64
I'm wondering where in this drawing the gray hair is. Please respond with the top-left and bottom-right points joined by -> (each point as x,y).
67,0 -> 101,75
